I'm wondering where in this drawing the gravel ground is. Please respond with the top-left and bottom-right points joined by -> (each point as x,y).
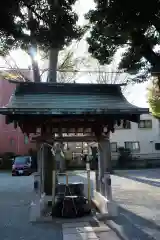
0,172 -> 63,240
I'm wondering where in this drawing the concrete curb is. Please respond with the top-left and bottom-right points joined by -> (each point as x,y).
106,220 -> 127,240
91,198 -> 126,239
105,211 -> 157,240
91,199 -> 127,239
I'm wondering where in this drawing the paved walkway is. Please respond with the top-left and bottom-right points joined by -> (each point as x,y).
58,173 -> 120,239
112,169 -> 160,240
62,220 -> 119,240
75,169 -> 160,240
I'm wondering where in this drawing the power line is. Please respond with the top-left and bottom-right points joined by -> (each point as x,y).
0,66 -> 124,73
0,66 -> 152,74
0,67 -> 157,77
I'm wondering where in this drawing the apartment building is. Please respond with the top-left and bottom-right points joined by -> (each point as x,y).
0,72 -> 36,155
110,114 -> 160,160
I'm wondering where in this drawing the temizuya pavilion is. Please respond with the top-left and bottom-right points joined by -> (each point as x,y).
0,81 -> 148,216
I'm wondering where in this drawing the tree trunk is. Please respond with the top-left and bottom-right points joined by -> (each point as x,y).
48,48 -> 59,82
30,43 -> 41,83
28,9 -> 41,83
29,46 -> 41,83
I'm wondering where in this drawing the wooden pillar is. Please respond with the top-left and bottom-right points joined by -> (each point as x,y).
34,143 -> 42,196
95,170 -> 100,191
98,137 -> 112,197
36,144 -> 40,174
44,144 -> 53,196
98,141 -> 105,195
41,145 -> 44,194
38,145 -> 42,195
51,147 -> 57,206
91,146 -> 100,191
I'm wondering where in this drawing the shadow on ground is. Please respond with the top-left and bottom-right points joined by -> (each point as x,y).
115,169 -> 160,188
123,175 -> 160,188
106,205 -> 160,240
75,171 -> 160,239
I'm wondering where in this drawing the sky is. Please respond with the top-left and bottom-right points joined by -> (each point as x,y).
0,0 -> 149,108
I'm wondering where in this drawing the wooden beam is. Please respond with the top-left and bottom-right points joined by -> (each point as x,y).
31,135 -> 108,143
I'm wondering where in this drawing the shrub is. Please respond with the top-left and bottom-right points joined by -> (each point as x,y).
117,147 -> 132,168
0,152 -> 15,170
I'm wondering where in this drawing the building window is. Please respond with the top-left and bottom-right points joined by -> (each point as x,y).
125,141 -> 140,152
155,143 -> 160,150
10,138 -> 15,146
110,142 -> 117,152
24,135 -> 29,144
138,120 -> 152,129
115,121 -> 131,129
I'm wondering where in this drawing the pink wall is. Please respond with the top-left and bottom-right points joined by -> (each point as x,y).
0,79 -> 36,155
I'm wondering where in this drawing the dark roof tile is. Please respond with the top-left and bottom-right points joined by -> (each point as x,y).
0,82 -> 149,115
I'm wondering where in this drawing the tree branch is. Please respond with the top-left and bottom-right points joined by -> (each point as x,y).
25,3 -> 44,22
131,30 -> 160,68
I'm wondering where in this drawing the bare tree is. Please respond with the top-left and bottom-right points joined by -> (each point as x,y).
0,54 -> 32,82
85,58 -> 134,97
0,43 -> 88,84
41,43 -> 89,83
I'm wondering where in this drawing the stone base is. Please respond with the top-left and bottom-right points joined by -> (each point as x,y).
29,193 -> 47,222
29,200 -> 41,222
52,195 -> 91,218
92,190 -> 118,218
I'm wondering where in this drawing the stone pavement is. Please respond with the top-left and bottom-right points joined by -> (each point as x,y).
58,172 -> 120,239
77,169 -> 160,240
62,220 -> 120,240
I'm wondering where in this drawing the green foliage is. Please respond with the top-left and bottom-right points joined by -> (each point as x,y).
147,78 -> 160,118
86,0 -> 160,82
0,152 -> 16,170
0,0 -> 84,55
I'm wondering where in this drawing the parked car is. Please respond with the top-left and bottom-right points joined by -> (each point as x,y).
12,156 -> 32,176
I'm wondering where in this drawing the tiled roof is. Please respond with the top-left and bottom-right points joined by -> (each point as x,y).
0,82 -> 149,115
